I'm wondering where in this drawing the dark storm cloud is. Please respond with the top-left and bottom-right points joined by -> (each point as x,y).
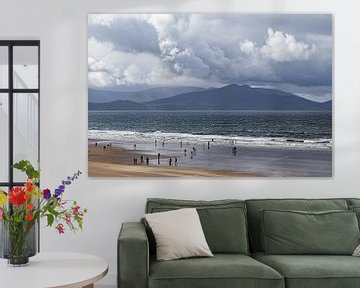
197,14 -> 332,44
240,14 -> 332,39
88,14 -> 332,101
88,17 -> 160,55
272,60 -> 332,87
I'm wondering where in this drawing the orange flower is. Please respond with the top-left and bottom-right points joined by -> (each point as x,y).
24,193 -> 31,200
26,203 -> 34,210
25,182 -> 33,192
26,214 -> 33,221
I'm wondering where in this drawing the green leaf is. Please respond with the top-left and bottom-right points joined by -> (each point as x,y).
47,214 -> 54,227
47,206 -> 60,217
12,160 -> 40,180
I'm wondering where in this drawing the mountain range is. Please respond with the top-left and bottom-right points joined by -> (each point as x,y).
88,86 -> 204,103
88,84 -> 332,111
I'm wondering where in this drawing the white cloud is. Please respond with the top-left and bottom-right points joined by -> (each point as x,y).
88,37 -> 161,88
260,28 -> 316,62
88,71 -> 115,87
240,40 -> 256,55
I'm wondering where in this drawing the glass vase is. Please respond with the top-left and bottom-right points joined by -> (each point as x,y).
0,220 -> 37,266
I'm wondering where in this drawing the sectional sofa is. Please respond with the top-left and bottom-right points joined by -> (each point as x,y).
118,198 -> 360,288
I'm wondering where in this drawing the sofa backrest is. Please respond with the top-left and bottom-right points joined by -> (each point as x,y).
145,198 -> 249,255
348,198 -> 360,207
245,198 -> 349,252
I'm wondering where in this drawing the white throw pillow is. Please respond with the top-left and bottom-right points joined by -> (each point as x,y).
145,208 -> 213,261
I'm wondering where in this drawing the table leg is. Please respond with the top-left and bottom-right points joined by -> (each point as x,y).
82,284 -> 94,288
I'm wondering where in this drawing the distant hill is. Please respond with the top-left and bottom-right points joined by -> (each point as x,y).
88,99 -> 148,110
88,86 -> 204,103
145,84 -> 332,111
89,84 -> 332,111
88,89 -> 133,103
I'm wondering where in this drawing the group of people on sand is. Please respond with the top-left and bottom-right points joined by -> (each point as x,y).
132,152 -> 179,167
131,138 -> 240,166
94,138 -> 238,168
94,142 -> 112,150
133,155 -> 150,165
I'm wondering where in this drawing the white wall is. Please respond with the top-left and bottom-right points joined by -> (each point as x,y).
1,0 -> 360,285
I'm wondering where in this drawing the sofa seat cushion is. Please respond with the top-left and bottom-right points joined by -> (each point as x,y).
253,252 -> 360,288
149,254 -> 284,288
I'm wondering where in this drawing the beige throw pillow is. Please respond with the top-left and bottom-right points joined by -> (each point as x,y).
145,208 -> 213,261
353,244 -> 360,256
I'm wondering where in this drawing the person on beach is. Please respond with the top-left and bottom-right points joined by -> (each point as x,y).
232,146 -> 237,156
103,145 -> 106,150
95,142 -> 97,147
140,155 -> 144,164
184,149 -> 187,156
162,140 -> 165,147
134,144 -> 136,150
169,158 -> 172,166
133,158 -> 138,165
192,147 -> 196,155
180,141 -> 183,148
155,139 -> 157,147
208,142 -> 210,150
174,157 -> 178,166
146,157 -> 149,165
157,153 -> 161,165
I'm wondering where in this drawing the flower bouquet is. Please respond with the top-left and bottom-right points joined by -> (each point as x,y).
0,160 -> 87,266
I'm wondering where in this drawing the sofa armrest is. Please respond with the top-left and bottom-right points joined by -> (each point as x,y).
118,222 -> 149,288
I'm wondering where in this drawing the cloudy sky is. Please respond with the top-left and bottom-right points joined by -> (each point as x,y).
88,14 -> 332,102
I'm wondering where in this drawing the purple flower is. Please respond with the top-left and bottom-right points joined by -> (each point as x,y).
54,171 -> 82,199
54,189 -> 63,198
43,189 -> 51,200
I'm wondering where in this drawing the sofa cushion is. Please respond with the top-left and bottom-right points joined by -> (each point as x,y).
145,208 -> 213,261
253,252 -> 360,288
261,209 -> 359,255
146,198 -> 248,254
246,198 -> 349,252
347,198 -> 360,207
349,205 -> 360,228
149,254 -> 284,288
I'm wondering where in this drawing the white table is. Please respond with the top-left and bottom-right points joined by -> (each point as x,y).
0,252 -> 108,288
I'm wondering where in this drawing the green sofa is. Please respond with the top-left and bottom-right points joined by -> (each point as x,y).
118,198 -> 360,288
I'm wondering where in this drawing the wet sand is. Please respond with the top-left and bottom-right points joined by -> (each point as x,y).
88,145 -> 261,177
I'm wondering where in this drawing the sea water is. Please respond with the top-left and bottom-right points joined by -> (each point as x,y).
88,110 -> 332,150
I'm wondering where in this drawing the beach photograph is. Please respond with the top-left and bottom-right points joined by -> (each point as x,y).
88,14 -> 332,177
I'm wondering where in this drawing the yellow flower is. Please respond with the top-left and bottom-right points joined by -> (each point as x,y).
0,190 -> 7,206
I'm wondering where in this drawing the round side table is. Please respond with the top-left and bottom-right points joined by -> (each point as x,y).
0,252 -> 108,288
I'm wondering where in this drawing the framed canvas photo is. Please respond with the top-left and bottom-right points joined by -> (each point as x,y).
88,14 -> 332,177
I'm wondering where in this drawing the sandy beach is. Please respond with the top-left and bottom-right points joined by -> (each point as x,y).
88,145 -> 261,177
